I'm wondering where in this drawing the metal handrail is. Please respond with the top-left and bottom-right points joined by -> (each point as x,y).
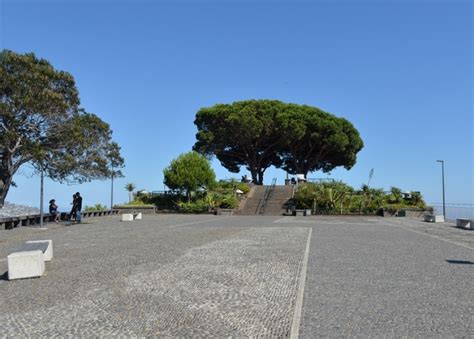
258,178 -> 277,214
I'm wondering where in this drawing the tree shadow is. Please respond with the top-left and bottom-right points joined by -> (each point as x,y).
446,260 -> 474,265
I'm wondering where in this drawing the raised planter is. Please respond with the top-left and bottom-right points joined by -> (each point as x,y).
380,208 -> 427,218
294,209 -> 311,216
116,206 -> 157,214
215,208 -> 234,216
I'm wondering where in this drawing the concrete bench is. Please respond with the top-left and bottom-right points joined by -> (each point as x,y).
8,240 -> 53,280
294,209 -> 311,216
456,218 -> 473,230
424,214 -> 444,223
121,212 -> 142,222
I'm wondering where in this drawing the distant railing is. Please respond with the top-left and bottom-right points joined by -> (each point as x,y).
258,178 -> 277,214
306,178 -> 335,183
430,203 -> 474,220
150,190 -> 172,196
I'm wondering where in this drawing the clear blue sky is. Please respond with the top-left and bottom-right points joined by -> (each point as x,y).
1,0 -> 472,210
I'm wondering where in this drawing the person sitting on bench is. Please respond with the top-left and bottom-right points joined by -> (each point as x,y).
49,199 -> 60,223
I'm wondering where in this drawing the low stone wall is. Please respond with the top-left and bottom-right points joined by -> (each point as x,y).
215,208 -> 234,216
116,206 -> 157,214
404,209 -> 427,219
381,208 -> 427,218
0,210 -> 120,230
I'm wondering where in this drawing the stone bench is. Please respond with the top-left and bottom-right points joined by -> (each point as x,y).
8,240 -> 53,280
456,218 -> 473,230
121,212 -> 142,222
294,209 -> 311,216
424,214 -> 444,223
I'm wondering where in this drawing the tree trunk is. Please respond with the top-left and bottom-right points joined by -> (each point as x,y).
128,191 -> 133,203
257,171 -> 264,185
0,174 -> 13,208
250,168 -> 258,184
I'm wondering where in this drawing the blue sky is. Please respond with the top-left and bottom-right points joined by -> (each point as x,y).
1,0 -> 472,210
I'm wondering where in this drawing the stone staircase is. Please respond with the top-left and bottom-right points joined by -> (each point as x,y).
237,185 -> 294,215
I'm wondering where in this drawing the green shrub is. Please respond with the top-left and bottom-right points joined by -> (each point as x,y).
178,200 -> 209,213
293,181 -> 427,215
294,181 -> 353,211
219,196 -> 239,209
84,204 -> 108,212
215,179 -> 251,195
138,193 -> 183,210
125,200 -> 150,206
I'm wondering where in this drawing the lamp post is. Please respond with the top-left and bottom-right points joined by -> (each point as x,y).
110,166 -> 114,211
436,160 -> 445,219
40,166 -> 44,228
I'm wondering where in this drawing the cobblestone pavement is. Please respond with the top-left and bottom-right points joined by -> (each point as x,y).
0,215 -> 472,337
292,216 -> 474,337
0,215 -> 309,337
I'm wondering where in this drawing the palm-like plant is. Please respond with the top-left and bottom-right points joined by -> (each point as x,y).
125,183 -> 136,203
388,186 -> 403,204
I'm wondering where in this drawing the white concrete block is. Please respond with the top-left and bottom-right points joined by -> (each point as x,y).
122,213 -> 134,221
424,214 -> 434,222
8,250 -> 45,280
424,214 -> 444,222
456,219 -> 473,230
26,240 -> 53,261
134,213 -> 142,220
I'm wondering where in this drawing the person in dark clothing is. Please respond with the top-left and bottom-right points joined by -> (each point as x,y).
74,192 -> 83,223
49,199 -> 60,223
69,194 -> 77,221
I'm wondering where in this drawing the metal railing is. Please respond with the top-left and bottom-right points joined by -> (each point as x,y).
430,203 -> 474,220
306,178 -> 335,183
258,178 -> 277,214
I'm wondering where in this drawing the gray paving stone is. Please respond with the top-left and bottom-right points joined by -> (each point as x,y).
0,215 -> 309,337
0,214 -> 472,337
298,216 -> 473,337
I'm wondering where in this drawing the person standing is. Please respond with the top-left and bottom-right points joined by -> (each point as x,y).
74,192 -> 83,224
49,199 -> 60,223
69,193 -> 77,221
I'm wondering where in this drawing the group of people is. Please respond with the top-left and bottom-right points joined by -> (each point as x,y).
48,192 -> 83,224
241,175 -> 253,184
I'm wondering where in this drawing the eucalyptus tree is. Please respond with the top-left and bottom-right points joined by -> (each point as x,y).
0,50 -> 124,207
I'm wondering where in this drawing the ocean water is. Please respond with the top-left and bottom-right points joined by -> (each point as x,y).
431,204 -> 474,220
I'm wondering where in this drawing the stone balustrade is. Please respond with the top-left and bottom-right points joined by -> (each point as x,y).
0,209 -> 120,230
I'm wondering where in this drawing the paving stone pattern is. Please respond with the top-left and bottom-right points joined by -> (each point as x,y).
297,216 -> 473,337
0,215 -> 309,337
0,214 -> 472,337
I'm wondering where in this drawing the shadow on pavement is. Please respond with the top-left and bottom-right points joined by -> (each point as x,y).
446,260 -> 474,265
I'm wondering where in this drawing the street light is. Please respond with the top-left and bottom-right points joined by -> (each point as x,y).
40,166 -> 44,228
436,160 -> 446,219
110,166 -> 114,211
